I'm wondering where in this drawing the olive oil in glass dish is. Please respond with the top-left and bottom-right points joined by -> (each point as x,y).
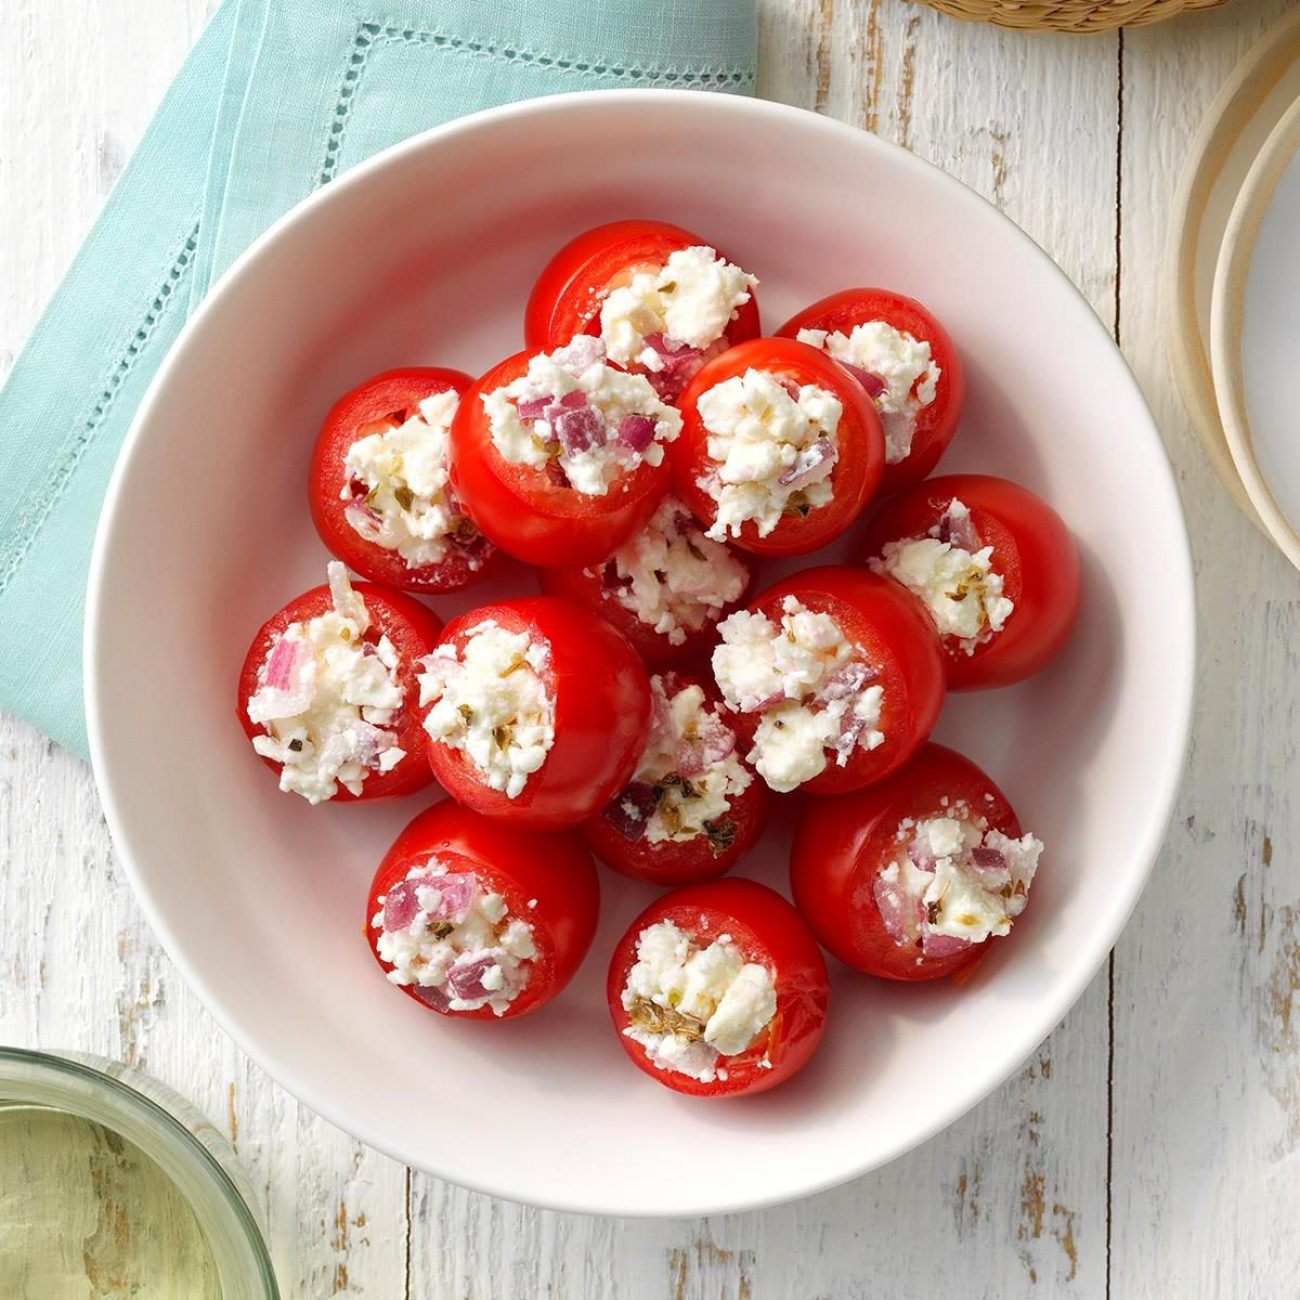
0,1048 -> 277,1299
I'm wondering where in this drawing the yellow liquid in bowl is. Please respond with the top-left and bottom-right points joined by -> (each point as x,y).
0,1104 -> 222,1299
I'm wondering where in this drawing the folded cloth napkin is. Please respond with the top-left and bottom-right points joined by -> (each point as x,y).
0,0 -> 756,756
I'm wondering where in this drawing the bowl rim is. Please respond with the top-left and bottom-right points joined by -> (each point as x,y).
1210,96 -> 1300,572
0,1047 -> 279,1296
85,87 -> 1196,1217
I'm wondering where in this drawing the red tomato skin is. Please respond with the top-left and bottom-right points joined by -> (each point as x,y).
580,673 -> 770,885
722,567 -> 946,795
449,350 -> 670,569
236,581 -> 442,802
777,288 -> 965,495
606,879 -> 830,1097
536,552 -> 751,670
861,474 -> 1081,691
672,339 -> 885,556
791,743 -> 1024,981
365,801 -> 600,1019
308,367 -> 498,594
524,219 -> 761,354
423,596 -> 652,831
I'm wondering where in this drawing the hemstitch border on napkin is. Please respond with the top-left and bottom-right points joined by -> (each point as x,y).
0,224 -> 200,600
319,18 -> 754,187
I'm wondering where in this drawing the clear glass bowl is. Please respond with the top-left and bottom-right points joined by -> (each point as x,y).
0,1047 -> 278,1299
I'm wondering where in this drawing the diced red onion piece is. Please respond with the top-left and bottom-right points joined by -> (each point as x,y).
616,413 -> 658,453
413,982 -> 453,1012
344,501 -> 382,535
446,950 -> 506,1001
644,332 -> 695,359
675,711 -> 737,777
555,335 -> 605,376
516,396 -> 552,422
422,872 -> 476,921
264,635 -> 304,692
381,880 -> 422,931
602,782 -> 659,842
921,931 -> 972,959
554,406 -> 606,455
837,361 -> 887,400
938,507 -> 982,552
874,875 -> 923,945
744,689 -> 787,714
778,437 -> 838,489
819,659 -> 877,701
907,840 -> 937,873
968,845 -> 1011,887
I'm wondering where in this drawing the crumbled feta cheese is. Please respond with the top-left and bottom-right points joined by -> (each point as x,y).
621,676 -> 751,845
595,494 -> 749,645
372,857 -> 536,1015
877,808 -> 1043,951
419,620 -> 554,798
600,245 -> 757,368
712,597 -> 883,793
341,390 -> 488,571
871,499 -> 1014,653
621,921 -> 776,1082
246,562 -> 406,804
796,320 -> 940,463
481,337 -> 680,496
695,368 -> 841,541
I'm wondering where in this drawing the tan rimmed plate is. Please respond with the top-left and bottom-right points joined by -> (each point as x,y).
1210,98 -> 1300,571
1166,6 -> 1300,533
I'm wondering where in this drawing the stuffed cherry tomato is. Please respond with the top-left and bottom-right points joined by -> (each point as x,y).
672,338 -> 884,557
449,337 -> 681,568
582,672 -> 769,886
237,562 -> 441,804
366,801 -> 599,1019
777,288 -> 964,494
525,219 -> 762,401
309,367 -> 496,594
791,743 -> 1043,981
607,879 -> 829,1097
538,493 -> 750,668
862,474 -> 1080,691
711,567 -> 944,796
417,595 -> 651,830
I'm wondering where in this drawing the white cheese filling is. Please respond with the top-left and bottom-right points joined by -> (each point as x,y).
621,921 -> 776,1082
419,620 -> 555,798
712,596 -> 883,793
796,320 -> 940,463
599,245 -> 758,368
871,499 -> 1014,653
373,857 -> 537,1016
596,494 -> 749,646
341,390 -> 487,572
481,337 -> 681,496
876,810 -> 1043,952
246,563 -> 406,804
612,677 -> 752,847
695,368 -> 841,541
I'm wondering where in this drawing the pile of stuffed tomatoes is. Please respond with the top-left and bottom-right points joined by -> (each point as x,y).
236,219 -> 1081,1099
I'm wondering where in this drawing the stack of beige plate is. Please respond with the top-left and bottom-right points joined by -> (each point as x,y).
1168,7 -> 1300,568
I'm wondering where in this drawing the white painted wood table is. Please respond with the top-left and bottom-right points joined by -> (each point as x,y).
2,0 -> 1296,1294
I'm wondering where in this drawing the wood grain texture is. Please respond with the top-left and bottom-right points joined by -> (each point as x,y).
0,0 -> 1282,1295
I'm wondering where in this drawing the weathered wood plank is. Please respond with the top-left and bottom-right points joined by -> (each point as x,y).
1115,4 -> 1300,1296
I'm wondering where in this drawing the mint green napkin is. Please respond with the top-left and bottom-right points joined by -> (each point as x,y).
0,0 -> 756,756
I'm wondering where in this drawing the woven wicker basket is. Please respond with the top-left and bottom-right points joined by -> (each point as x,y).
915,0 -> 1225,32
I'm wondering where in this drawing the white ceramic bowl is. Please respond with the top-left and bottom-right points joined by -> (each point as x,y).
86,90 -> 1194,1217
